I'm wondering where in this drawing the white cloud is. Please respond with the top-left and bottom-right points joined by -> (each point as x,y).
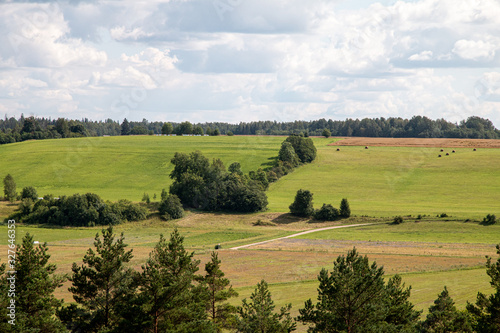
409,50 -> 433,61
110,26 -> 153,41
0,0 -> 500,128
452,39 -> 497,60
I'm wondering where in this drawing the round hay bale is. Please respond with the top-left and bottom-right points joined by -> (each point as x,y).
446,153 -> 449,156
438,155 -> 441,157
336,148 -> 340,151
440,149 -> 444,152
473,148 -> 477,151
452,150 -> 456,153
365,146 -> 368,149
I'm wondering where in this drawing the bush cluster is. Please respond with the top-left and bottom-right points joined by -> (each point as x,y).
288,189 -> 351,220
8,193 -> 148,226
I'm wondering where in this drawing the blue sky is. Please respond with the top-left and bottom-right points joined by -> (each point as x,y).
1,0 -> 499,127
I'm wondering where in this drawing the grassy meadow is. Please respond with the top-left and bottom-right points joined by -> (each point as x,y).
1,135 -> 498,217
267,138 -> 500,218
0,135 -> 282,201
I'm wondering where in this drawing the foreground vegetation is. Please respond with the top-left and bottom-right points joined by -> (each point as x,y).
2,223 -> 500,332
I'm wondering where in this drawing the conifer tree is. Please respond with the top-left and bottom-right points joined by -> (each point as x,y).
0,262 -> 10,331
421,287 -> 472,332
203,251 -> 239,332
65,227 -> 136,332
140,229 -> 212,332
339,198 -> 351,218
237,280 -> 296,332
14,233 -> 66,332
467,243 -> 500,332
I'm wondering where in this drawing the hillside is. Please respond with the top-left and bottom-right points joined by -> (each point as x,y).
1,135 -> 499,218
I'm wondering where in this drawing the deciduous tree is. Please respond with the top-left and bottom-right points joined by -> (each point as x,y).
3,174 -> 16,202
289,189 -> 314,217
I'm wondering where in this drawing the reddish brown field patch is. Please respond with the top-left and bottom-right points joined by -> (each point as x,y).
328,137 -> 500,148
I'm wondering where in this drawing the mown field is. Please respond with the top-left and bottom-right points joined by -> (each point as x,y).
268,139 -> 500,218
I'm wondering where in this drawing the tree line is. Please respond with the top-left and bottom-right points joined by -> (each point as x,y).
2,228 -> 500,332
1,114 -> 498,145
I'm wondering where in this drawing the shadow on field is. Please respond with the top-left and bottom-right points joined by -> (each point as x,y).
271,213 -> 309,225
260,156 -> 278,167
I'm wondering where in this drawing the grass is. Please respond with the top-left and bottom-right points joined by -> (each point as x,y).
292,219 -> 500,244
1,136 -> 499,217
0,135 -> 283,202
267,138 -> 500,218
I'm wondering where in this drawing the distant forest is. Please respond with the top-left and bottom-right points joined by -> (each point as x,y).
0,114 -> 499,145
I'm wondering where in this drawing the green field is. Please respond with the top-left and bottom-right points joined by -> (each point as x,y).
0,136 -> 282,201
267,138 -> 500,218
293,219 -> 500,244
1,135 -> 499,218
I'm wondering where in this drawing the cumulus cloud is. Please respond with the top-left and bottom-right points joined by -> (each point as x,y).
452,39 -> 497,60
0,0 -> 500,128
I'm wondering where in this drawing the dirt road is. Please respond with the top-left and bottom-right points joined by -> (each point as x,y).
230,223 -> 376,250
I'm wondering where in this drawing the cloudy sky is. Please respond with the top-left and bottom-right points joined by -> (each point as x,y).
1,0 -> 500,127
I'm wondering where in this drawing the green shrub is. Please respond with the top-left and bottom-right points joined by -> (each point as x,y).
314,204 -> 339,221
481,214 -> 497,225
392,216 -> 404,224
159,194 -> 184,220
21,186 -> 38,201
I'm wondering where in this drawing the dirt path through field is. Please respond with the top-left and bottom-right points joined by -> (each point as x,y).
230,223 -> 376,250
328,137 -> 500,148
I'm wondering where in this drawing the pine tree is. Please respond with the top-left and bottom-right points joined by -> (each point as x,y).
14,233 -> 66,332
298,248 -> 387,333
121,118 -> 131,135
203,251 -> 238,332
237,280 -> 296,332
382,274 -> 421,332
421,287 -> 472,332
339,198 -> 351,218
0,261 -> 11,331
140,229 -> 212,332
467,243 -> 500,332
3,174 -> 16,202
66,227 -> 136,332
